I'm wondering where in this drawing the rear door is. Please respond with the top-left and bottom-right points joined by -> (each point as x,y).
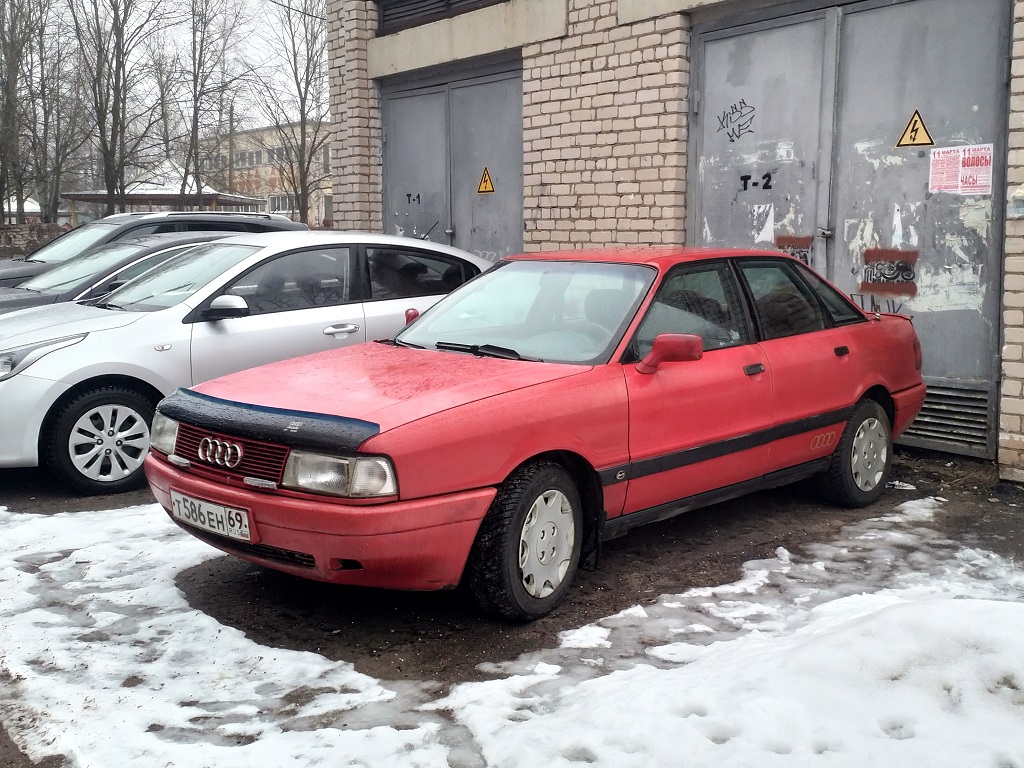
621,260 -> 772,515
189,245 -> 363,384
735,257 -> 866,471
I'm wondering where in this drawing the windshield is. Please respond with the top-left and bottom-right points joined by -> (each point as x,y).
98,243 -> 261,312
19,243 -> 144,294
397,260 -> 655,364
25,222 -> 119,264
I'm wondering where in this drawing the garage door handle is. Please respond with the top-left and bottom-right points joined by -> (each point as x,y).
323,323 -> 360,336
743,363 -> 765,376
834,346 -> 850,357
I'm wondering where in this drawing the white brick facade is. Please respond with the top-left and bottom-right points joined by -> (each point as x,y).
522,2 -> 688,248
998,0 -> 1024,479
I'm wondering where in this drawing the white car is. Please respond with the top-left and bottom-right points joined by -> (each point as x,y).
0,231 -> 492,495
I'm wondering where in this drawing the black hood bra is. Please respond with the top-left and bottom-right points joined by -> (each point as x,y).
157,388 -> 381,453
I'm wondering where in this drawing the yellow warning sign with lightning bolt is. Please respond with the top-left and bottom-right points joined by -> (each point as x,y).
477,167 -> 495,194
896,110 -> 934,148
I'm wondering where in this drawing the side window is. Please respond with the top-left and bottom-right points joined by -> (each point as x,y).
367,248 -> 479,300
223,247 -> 351,315
632,261 -> 750,358
739,260 -> 828,340
184,221 -> 248,233
798,265 -> 866,325
111,224 -> 173,240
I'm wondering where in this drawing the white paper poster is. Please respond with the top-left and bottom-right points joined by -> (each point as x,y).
929,144 -> 993,196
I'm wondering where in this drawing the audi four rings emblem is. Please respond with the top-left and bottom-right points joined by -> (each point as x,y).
197,437 -> 244,467
810,432 -> 837,450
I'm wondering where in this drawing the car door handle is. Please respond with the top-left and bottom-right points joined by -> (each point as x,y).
323,323 -> 360,336
834,346 -> 850,357
744,363 -> 765,376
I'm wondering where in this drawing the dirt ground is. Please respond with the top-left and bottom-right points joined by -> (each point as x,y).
1,447 -> 1022,766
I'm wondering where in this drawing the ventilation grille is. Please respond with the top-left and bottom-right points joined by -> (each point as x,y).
377,0 -> 504,35
898,385 -> 992,459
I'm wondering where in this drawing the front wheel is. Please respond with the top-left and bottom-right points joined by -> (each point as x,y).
43,386 -> 155,495
466,461 -> 583,622
821,399 -> 892,508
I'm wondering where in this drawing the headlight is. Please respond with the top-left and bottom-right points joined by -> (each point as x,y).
150,412 -> 179,455
281,450 -> 397,498
0,334 -> 87,382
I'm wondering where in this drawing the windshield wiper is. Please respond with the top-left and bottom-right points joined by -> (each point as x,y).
435,341 -> 533,361
94,301 -> 127,311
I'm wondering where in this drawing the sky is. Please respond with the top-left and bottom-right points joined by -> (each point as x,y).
1,496 -> 1023,768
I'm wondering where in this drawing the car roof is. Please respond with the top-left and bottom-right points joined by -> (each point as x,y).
87,232 -> 229,253
202,230 -> 494,267
504,246 -> 800,270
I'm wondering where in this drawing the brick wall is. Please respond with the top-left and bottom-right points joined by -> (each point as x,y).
0,223 -> 64,261
327,0 -> 381,231
999,0 -> 1024,480
522,0 -> 688,250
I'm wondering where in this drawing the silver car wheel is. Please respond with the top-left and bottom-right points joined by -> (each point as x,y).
851,416 -> 887,492
519,489 -> 575,599
68,403 -> 151,482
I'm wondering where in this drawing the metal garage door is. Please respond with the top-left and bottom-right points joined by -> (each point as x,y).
691,0 -> 1010,457
382,66 -> 523,263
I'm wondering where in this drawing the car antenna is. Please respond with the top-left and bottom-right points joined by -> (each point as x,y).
420,221 -> 439,240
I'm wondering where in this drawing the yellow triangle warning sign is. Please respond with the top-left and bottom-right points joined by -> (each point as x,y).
477,167 -> 495,194
896,110 -> 934,147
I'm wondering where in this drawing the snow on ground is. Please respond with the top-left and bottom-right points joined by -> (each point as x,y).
1,498 -> 1023,768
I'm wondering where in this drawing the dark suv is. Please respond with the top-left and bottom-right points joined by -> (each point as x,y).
0,212 -> 308,287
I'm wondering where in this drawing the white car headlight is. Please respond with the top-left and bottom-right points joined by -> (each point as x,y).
150,412 -> 179,455
281,450 -> 397,498
0,334 -> 87,382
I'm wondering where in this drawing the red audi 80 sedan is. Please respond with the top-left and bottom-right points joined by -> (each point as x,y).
145,248 -> 925,621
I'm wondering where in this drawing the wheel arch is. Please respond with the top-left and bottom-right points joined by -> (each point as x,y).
506,449 -> 605,566
39,374 -> 166,454
862,384 -> 895,429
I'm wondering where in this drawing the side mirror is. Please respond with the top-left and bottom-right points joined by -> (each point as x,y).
404,307 -> 420,325
203,294 -> 250,320
635,333 -> 703,374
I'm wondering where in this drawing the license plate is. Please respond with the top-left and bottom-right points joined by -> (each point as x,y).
170,490 -> 251,542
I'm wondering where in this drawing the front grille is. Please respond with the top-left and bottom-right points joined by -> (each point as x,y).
174,423 -> 289,483
183,523 -> 316,569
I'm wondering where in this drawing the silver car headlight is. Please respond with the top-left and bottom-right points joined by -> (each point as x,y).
281,450 -> 397,498
0,334 -> 87,382
150,412 -> 179,455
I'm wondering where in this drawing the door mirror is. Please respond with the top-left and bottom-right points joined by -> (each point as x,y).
404,307 -> 420,325
203,294 -> 250,320
636,333 -> 703,374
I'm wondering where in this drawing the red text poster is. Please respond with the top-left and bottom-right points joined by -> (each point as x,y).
929,144 -> 993,195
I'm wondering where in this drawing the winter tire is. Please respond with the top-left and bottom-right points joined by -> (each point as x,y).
822,398 -> 892,508
44,386 -> 155,495
466,461 -> 583,622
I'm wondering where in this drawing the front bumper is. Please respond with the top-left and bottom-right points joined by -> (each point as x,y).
145,453 -> 496,590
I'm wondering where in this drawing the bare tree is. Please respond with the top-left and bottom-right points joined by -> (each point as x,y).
253,0 -> 331,224
69,0 -> 175,214
175,0 -> 250,209
23,0 -> 93,222
0,0 -> 35,222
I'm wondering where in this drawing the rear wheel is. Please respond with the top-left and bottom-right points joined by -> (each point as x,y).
466,461 -> 582,621
821,399 -> 891,508
44,386 -> 155,495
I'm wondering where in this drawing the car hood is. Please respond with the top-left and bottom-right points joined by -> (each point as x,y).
0,302 -> 144,348
0,288 -> 57,315
191,342 -> 590,436
0,259 -> 47,287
